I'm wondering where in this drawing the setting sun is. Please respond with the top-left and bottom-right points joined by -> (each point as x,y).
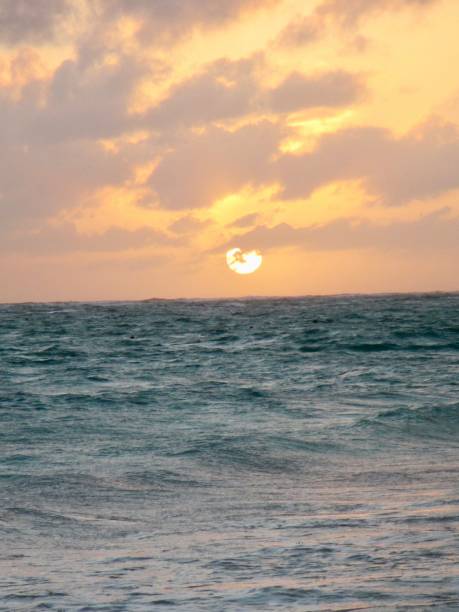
1,2 -> 458,610
226,248 -> 263,275
0,0 -> 458,301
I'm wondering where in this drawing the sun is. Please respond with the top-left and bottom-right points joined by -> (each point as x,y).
226,248 -> 263,275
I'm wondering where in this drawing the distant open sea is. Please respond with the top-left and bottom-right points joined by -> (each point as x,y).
1,294 -> 459,610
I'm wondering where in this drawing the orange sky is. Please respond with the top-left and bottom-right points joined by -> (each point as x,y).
1,0 -> 458,301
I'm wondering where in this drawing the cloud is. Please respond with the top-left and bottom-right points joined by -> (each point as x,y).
0,0 -> 452,265
149,121 -> 283,210
40,57 -> 143,142
278,0 -> 439,47
267,70 -> 364,113
229,213 -> 260,228
317,0 -> 437,26
106,0 -> 273,21
0,0 -> 73,45
0,140 -> 131,226
104,0 -> 280,42
0,0 -> 279,47
221,208 -> 459,253
0,51 -> 155,229
0,55 -> 148,145
148,59 -> 363,129
277,121 -> 459,205
147,58 -> 258,129
169,215 -> 211,234
0,223 -> 175,255
148,117 -> 459,211
277,16 -> 322,47
0,32 -> 363,229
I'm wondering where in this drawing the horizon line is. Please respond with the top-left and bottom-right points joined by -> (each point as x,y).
1,288 -> 458,307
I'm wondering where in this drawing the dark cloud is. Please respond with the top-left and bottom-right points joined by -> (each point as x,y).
147,58 -> 258,128
317,0 -> 438,26
149,121 -> 283,210
0,40 -> 363,230
0,0 -> 278,47
148,58 -> 363,129
222,208 -> 459,253
0,223 -> 175,255
0,0 -> 72,45
267,70 -> 364,113
277,16 -> 319,47
169,215 -> 211,234
0,55 -> 148,146
0,49 -> 159,235
229,213 -> 260,228
40,56 -> 145,142
148,118 -> 459,211
3,52 -> 361,147
104,0 -> 279,42
278,0 -> 439,47
0,140 -> 131,226
106,0 -> 272,21
0,0 -> 452,244
277,121 -> 459,205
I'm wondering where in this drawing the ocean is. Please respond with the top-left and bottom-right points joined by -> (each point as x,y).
1,293 -> 458,610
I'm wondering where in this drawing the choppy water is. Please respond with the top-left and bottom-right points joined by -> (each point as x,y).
1,294 -> 459,611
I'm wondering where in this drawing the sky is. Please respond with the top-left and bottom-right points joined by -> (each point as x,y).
1,0 -> 458,302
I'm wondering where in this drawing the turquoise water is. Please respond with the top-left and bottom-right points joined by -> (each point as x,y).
1,294 -> 459,610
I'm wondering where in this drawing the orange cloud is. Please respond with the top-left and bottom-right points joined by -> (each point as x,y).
0,0 -> 458,300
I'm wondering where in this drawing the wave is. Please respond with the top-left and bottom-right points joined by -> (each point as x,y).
359,402 -> 459,441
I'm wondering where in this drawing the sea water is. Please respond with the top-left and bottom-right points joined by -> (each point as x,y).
1,294 -> 458,610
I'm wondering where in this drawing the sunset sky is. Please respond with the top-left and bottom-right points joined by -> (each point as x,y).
1,0 -> 458,301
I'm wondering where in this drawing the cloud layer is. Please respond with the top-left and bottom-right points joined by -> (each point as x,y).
222,208 -> 459,253
0,0 -> 73,44
279,0 -> 439,46
0,0 -> 457,299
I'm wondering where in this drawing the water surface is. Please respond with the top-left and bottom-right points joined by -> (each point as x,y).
1,294 -> 459,610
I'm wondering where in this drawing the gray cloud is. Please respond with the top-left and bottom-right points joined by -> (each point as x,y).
229,213 -> 260,228
0,140 -> 131,227
104,0 -> 279,43
169,215 -> 211,234
0,55 -> 148,146
277,17 -> 320,47
267,71 -> 364,113
3,52 -> 361,148
0,0 -> 452,242
0,49 -> 158,232
277,122 -> 459,205
0,0 -> 72,45
40,57 -> 142,142
147,58 -> 258,129
148,59 -> 363,129
149,121 -> 284,210
222,208 -> 459,253
148,118 -> 459,211
317,0 -> 437,26
105,0 -> 273,21
0,223 -> 175,255
0,35 -> 363,232
0,0 -> 278,47
279,0 -> 439,47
